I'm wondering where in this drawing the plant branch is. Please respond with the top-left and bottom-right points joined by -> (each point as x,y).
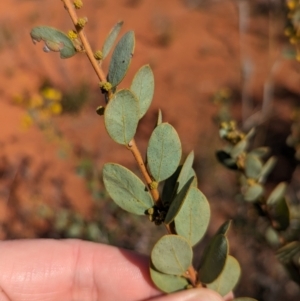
62,0 -> 107,83
61,0 -> 161,204
128,139 -> 160,202
61,0 -> 200,286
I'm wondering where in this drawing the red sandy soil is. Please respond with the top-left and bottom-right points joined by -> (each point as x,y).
0,0 -> 300,300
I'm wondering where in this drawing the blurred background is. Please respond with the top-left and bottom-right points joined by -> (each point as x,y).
1,0 -> 300,300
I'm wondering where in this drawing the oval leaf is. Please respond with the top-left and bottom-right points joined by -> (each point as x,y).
206,255 -> 241,296
30,26 -> 76,59
267,182 -> 287,205
267,182 -> 289,230
164,177 -> 194,225
177,151 -> 195,193
147,123 -> 182,182
108,31 -> 135,87
103,163 -> 153,215
245,154 -> 263,179
102,21 -> 123,59
230,139 -> 247,159
162,166 -> 181,207
259,156 -> 277,183
151,235 -> 193,276
216,220 -> 232,236
244,183 -> 264,202
198,234 -> 229,284
131,65 -> 155,119
276,241 -> 300,264
104,89 -> 139,145
216,150 -> 238,170
150,263 -> 189,293
249,147 -> 270,158
175,187 -> 210,246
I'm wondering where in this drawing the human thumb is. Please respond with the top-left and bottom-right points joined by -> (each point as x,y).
149,288 -> 228,301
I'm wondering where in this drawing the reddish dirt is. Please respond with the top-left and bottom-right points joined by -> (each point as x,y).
1,0 -> 300,300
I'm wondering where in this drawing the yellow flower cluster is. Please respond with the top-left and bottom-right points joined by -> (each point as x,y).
73,0 -> 83,9
285,0 -> 300,61
13,87 -> 63,129
67,30 -> 78,40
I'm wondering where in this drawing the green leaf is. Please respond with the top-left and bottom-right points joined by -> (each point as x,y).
267,182 -> 287,204
164,177 -> 194,225
102,21 -> 123,59
276,241 -> 300,264
151,235 -> 193,276
259,156 -> 277,183
131,65 -> 154,119
104,89 -> 139,145
162,166 -> 181,207
245,128 -> 255,140
249,147 -> 270,158
230,139 -> 247,159
245,154 -> 263,179
108,31 -> 135,87
147,123 -> 182,182
177,151 -> 195,193
216,220 -> 232,236
150,263 -> 189,293
244,183 -> 264,202
175,187 -> 210,246
103,163 -> 153,215
216,150 -> 238,170
206,255 -> 241,296
267,182 -> 289,230
198,234 -> 229,284
30,26 -> 76,59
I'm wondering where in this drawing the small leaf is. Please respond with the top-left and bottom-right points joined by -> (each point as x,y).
245,154 -> 263,180
216,150 -> 238,170
244,183 -> 264,202
108,31 -> 135,88
216,220 -> 232,236
150,263 -> 189,293
104,89 -> 139,145
267,182 -> 287,205
164,177 -> 194,225
206,255 -> 241,296
147,123 -> 182,182
267,182 -> 289,230
151,235 -> 193,276
131,65 -> 154,119
162,166 -> 181,207
276,241 -> 300,264
30,26 -> 76,59
259,156 -> 277,183
102,21 -> 123,59
245,127 -> 255,140
177,151 -> 195,193
198,234 -> 229,284
175,187 -> 210,246
249,147 -> 270,158
230,139 -> 247,159
103,163 -> 153,215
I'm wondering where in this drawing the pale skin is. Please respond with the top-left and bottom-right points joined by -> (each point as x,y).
0,239 -> 234,301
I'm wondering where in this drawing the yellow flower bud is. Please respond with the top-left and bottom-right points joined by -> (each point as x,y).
94,50 -> 103,60
73,0 -> 83,9
67,30 -> 78,40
